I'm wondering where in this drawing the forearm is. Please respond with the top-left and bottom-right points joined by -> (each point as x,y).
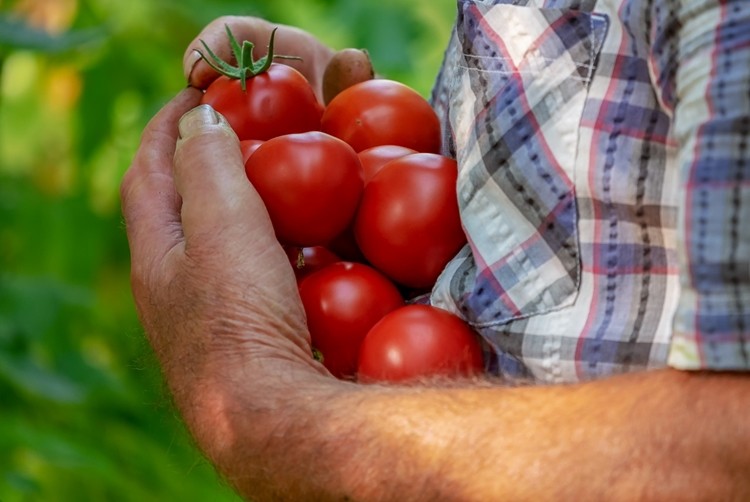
185,367 -> 750,501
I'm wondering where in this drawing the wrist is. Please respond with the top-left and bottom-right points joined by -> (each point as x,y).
168,341 -> 340,478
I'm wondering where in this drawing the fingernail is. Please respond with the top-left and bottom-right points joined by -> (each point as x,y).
178,104 -> 221,139
184,49 -> 202,84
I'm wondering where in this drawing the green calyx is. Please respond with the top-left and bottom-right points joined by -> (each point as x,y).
197,25 -> 302,91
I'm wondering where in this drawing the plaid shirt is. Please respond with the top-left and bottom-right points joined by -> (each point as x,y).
429,0 -> 750,382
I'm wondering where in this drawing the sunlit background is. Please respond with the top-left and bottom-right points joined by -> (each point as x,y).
0,0 -> 455,499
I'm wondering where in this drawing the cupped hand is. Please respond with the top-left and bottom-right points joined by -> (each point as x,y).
121,89 -> 329,411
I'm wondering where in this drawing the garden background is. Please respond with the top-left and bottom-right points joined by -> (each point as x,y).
0,0 -> 455,500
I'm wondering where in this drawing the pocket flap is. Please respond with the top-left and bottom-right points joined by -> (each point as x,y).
433,2 -> 609,327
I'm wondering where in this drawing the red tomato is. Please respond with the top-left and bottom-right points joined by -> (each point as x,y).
358,145 -> 417,184
321,79 -> 442,153
202,63 -> 323,141
240,139 -> 263,165
285,246 -> 341,282
299,262 -> 404,379
357,304 -> 484,382
246,131 -> 364,247
325,224 -> 367,263
354,153 -> 466,288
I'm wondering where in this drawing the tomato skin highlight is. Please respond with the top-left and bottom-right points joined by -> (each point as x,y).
354,153 -> 466,289
202,63 -> 323,141
246,131 -> 364,247
357,304 -> 484,382
321,79 -> 442,153
240,139 -> 263,165
299,262 -> 405,379
357,145 -> 417,184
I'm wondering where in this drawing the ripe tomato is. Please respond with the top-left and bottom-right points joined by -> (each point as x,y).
285,246 -> 341,283
357,304 -> 484,382
321,79 -> 442,153
354,153 -> 466,288
246,131 -> 364,247
240,139 -> 263,164
299,262 -> 404,379
202,63 -> 323,141
357,145 -> 416,184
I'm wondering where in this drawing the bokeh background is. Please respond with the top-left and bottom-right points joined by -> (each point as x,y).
0,0 -> 456,500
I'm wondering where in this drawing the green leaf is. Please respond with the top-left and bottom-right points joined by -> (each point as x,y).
0,351 -> 86,404
0,275 -> 91,342
4,470 -> 41,497
0,14 -> 106,53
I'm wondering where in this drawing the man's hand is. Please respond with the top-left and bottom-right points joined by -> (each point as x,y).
122,87 -> 319,373
120,89 -> 340,487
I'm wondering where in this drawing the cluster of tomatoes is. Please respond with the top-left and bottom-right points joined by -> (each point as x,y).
199,28 -> 485,382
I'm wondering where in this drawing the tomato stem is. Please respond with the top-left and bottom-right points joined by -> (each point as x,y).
197,25 -> 303,92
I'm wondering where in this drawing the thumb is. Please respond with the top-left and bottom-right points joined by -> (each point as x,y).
174,104 -> 274,242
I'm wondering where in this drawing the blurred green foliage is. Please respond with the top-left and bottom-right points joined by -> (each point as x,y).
0,0 -> 455,500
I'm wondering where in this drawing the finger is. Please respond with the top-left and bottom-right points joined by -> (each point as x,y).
183,16 -> 333,99
321,48 -> 375,105
174,105 -> 315,360
173,104 -> 276,245
121,87 -> 203,266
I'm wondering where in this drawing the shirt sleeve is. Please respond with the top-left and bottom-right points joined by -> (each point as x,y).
654,0 -> 750,370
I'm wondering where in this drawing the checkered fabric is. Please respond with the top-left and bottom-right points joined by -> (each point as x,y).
429,0 -> 750,382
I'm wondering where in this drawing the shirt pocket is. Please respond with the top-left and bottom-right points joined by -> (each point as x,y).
434,0 -> 608,327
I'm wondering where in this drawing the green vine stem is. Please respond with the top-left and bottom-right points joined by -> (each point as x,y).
197,25 -> 301,91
